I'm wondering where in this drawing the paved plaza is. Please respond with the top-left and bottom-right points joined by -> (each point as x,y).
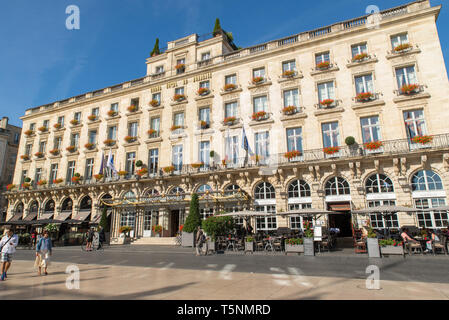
1,245 -> 448,300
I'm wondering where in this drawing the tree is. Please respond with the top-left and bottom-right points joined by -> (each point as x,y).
183,193 -> 201,233
99,207 -> 109,231
213,18 -> 222,36
150,38 -> 160,57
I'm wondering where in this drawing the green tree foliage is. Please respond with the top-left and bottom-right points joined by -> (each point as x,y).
150,38 -> 160,56
202,216 -> 235,240
183,193 -> 201,233
99,207 -> 109,231
213,18 -> 222,36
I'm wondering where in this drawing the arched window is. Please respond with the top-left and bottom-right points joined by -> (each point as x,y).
169,187 -> 185,195
144,189 -> 159,197
79,196 -> 92,210
196,184 -> 212,193
16,202 -> 24,214
412,170 -> 444,191
45,200 -> 56,212
288,180 -> 311,198
325,177 -> 350,196
29,201 -> 39,213
124,191 -> 136,199
254,182 -> 276,200
365,174 -> 394,194
224,184 -> 240,196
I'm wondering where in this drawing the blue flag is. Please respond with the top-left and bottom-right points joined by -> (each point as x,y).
98,152 -> 105,175
241,126 -> 253,156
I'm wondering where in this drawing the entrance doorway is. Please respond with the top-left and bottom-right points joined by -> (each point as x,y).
327,202 -> 352,237
170,210 -> 180,237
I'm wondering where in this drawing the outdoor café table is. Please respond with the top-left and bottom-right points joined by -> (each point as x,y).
414,236 -> 430,251
264,237 -> 275,252
226,238 -> 237,251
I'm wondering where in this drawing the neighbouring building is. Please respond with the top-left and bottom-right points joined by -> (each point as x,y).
0,117 -> 21,222
5,0 -> 449,241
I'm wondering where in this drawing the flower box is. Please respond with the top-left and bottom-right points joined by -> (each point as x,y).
34,152 -> 44,158
393,43 -> 412,53
252,111 -> 267,121
71,176 -> 81,184
173,94 -> 186,102
84,143 -> 94,150
66,146 -> 76,153
285,244 -> 304,254
400,84 -> 420,95
24,130 -> 34,137
149,100 -> 160,107
223,117 -> 236,125
6,184 -> 16,191
252,77 -> 265,84
37,180 -> 47,186
163,166 -> 175,173
282,70 -> 296,77
323,146 -> 340,155
94,174 -> 104,181
38,126 -> 48,133
49,149 -> 60,156
364,141 -> 383,150
127,105 -> 138,113
53,178 -> 63,184
136,168 -> 148,177
171,125 -> 182,132
284,150 -> 301,160
316,61 -> 330,70
175,63 -> 185,71
198,88 -> 210,96
53,123 -> 62,129
21,155 -> 30,161
117,171 -> 128,177
22,183 -> 31,190
88,115 -> 97,121
282,106 -> 297,115
320,99 -> 335,107
124,136 -> 137,143
70,119 -> 79,126
107,110 -> 118,117
103,139 -> 116,146
355,92 -> 374,102
199,120 -> 209,129
412,135 -> 433,145
147,129 -> 158,137
380,245 -> 404,257
224,84 -> 237,91
191,162 -> 204,169
352,52 -> 368,62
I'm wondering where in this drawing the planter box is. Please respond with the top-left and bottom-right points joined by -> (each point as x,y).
285,244 -> 304,254
304,237 -> 315,256
181,232 -> 195,247
367,238 -> 381,258
245,241 -> 254,253
381,245 -> 404,257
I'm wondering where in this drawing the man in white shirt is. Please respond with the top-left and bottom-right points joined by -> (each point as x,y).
0,228 -> 19,281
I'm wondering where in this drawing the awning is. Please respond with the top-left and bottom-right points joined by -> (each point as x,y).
73,211 -> 91,222
57,211 -> 72,221
215,210 -> 276,218
328,203 -> 351,211
39,213 -> 54,220
278,208 -> 334,216
352,205 -> 419,214
92,210 -> 112,223
7,212 -> 23,222
23,212 -> 38,221
30,219 -> 63,225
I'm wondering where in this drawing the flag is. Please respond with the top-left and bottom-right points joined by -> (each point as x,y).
106,149 -> 117,175
98,151 -> 105,175
224,126 -> 231,162
241,126 -> 253,156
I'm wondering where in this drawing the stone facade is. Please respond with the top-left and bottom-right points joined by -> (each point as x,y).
5,0 -> 449,239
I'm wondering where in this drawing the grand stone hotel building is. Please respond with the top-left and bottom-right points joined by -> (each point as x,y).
5,0 -> 449,241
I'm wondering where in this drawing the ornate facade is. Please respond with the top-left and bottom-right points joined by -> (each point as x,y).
5,0 -> 449,240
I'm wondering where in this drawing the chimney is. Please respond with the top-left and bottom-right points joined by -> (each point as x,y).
0,117 -> 8,129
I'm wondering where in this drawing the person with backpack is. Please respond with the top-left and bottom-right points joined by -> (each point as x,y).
0,228 -> 19,281
195,226 -> 206,256
35,230 -> 52,276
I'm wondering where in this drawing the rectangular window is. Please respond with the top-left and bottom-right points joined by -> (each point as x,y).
14,133 -> 20,144
152,92 -> 161,104
35,168 -> 42,183
29,123 -> 36,131
126,152 -> 136,175
74,112 -> 81,122
130,98 -> 139,108
91,107 -> 99,117
88,130 -> 97,144
368,200 -> 398,228
43,120 -> 49,129
54,137 -> 62,150
255,131 -> 269,163
391,33 -> 409,49
38,141 -> 46,153
225,101 -> 238,118
360,116 -> 381,143
199,141 -> 210,166
282,60 -> 296,73
108,126 -> 117,140
66,161 -> 76,184
200,208 -> 214,220
174,113 -> 184,127
225,74 -> 237,85
286,127 -> 303,153
176,58 -> 185,74
396,66 -> 417,88
148,149 -> 159,174
175,87 -> 184,96
255,205 -> 277,230
110,103 -> 119,112
252,67 -> 265,79
172,145 -> 183,171
351,43 -> 368,58
201,52 -> 211,61
403,110 -> 426,139
20,170 -> 27,185
49,164 -> 58,185
150,117 -> 160,135
283,89 -> 299,108
199,80 -> 210,89
57,116 -> 64,127
155,65 -> 164,74
225,135 -> 239,166
199,107 -> 210,124
25,144 -> 32,156
315,52 -> 330,65
85,158 -> 94,181
128,122 -> 138,137
415,198 -> 448,228
355,74 -> 374,94
322,122 -> 340,148
253,96 -> 268,113
317,81 -> 335,103
70,133 -> 79,149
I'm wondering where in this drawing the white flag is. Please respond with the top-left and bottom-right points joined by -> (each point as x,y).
106,149 -> 117,175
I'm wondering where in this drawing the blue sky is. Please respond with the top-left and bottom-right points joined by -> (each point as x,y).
0,0 -> 447,127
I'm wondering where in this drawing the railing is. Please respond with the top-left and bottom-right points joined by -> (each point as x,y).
277,35 -> 298,47
92,89 -> 104,97
249,44 -> 267,54
343,17 -> 367,29
151,72 -> 165,80
110,84 -> 123,92
381,5 -> 408,18
197,59 -> 212,68
309,26 -> 331,38
131,78 -> 144,87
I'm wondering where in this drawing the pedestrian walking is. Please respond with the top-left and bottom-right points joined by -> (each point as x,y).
35,230 -> 52,276
86,228 -> 94,251
98,227 -> 106,249
195,226 -> 206,256
0,228 -> 19,281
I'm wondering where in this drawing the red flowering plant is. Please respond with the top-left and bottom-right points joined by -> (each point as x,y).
66,145 -> 76,153
303,220 -> 314,238
21,155 -> 30,161
175,63 -> 185,70
147,129 -> 158,137
53,178 -> 63,184
379,239 -> 403,247
49,149 -> 60,156
352,52 -> 368,62
22,183 -> 31,190
355,92 -> 373,102
393,43 -> 412,53
323,146 -> 340,155
284,150 -> 301,160
199,120 -> 208,129
6,184 -> 16,191
103,139 -> 116,146
34,152 -> 44,158
149,99 -> 160,107
282,70 -> 296,77
223,116 -> 236,125
252,111 -> 267,121
94,174 -> 104,181
24,130 -> 34,137
38,126 -> 48,133
124,136 -> 137,143
316,61 -> 330,70
171,125 -> 182,132
84,143 -> 94,150
136,168 -> 148,177
173,94 -> 186,102
88,115 -> 97,121
37,180 -> 47,186
53,123 -> 62,129
71,176 -> 81,183
252,76 -> 265,84
224,83 -> 237,91
282,106 -> 297,115
197,87 -> 210,96
400,84 -> 420,95
107,110 -> 117,117
163,166 -> 175,173
191,162 -> 204,169
364,141 -> 383,150
179,224 -> 184,232
127,105 -> 138,113
412,135 -> 433,145
152,225 -> 163,233
70,119 -> 79,126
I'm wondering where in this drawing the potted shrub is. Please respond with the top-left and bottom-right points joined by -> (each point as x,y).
323,146 -> 340,155
245,236 -> 255,253
127,105 -> 138,113
103,139 -> 116,147
209,150 -> 215,162
364,141 -> 383,151
352,52 -> 368,62
163,166 -> 175,174
70,119 -> 79,126
84,143 -> 94,150
285,238 -> 304,254
394,43 -> 412,53
366,226 -> 380,258
252,111 -> 267,121
124,136 -> 137,143
345,136 -> 356,147
49,149 -> 60,156
412,135 -> 433,145
66,145 -> 76,153
6,184 -> 16,191
202,215 -> 235,253
38,126 -> 48,133
149,99 -> 160,107
107,110 -> 118,117
152,225 -> 163,237
355,92 -> 373,102
282,70 -> 296,77
198,87 -> 210,96
284,150 -> 301,160
320,99 -> 335,107
88,115 -> 97,121
400,84 -> 420,95
21,155 -> 30,161
379,239 -> 404,257
303,221 -> 315,256
24,130 -> 34,137
173,94 -> 186,102
224,83 -> 236,91
135,160 -> 143,168
252,76 -> 265,84
53,123 -> 62,129
182,193 -> 201,247
34,152 -> 44,158
316,61 -> 330,70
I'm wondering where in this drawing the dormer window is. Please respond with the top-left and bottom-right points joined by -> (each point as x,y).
155,65 -> 164,74
176,58 -> 186,74
201,52 -> 211,61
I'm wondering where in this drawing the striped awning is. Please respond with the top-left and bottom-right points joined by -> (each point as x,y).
57,211 -> 72,221
73,211 -> 91,222
39,213 -> 54,220
23,212 -> 38,221
8,212 -> 23,222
